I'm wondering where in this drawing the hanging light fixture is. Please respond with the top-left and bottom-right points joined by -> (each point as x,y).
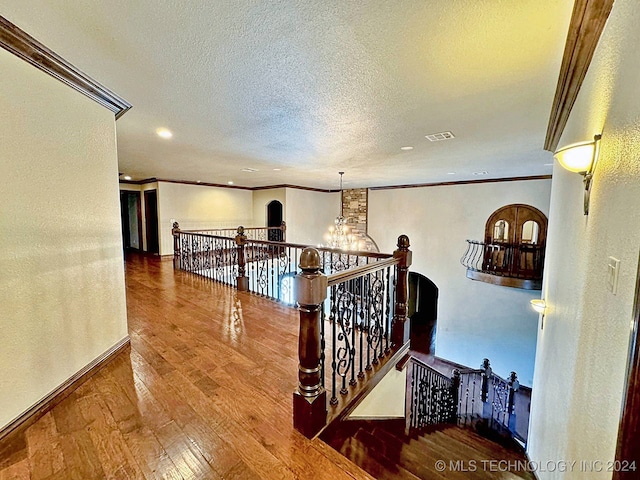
323,172 -> 359,250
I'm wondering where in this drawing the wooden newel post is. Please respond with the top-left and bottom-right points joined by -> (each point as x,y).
481,358 -> 491,403
507,371 -> 519,433
172,222 -> 180,269
451,369 -> 461,424
293,247 -> 328,438
392,234 -> 412,347
235,226 -> 249,291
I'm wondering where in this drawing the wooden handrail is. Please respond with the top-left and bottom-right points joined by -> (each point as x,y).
327,257 -> 399,286
174,227 -> 392,260
245,238 -> 393,259
183,226 -> 284,232
292,235 -> 411,438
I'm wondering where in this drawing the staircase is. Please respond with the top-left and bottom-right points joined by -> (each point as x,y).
322,419 -> 535,480
321,355 -> 534,479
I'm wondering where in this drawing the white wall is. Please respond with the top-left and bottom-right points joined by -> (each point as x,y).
0,49 -> 128,429
285,188 -> 340,246
350,368 -> 407,419
252,188 -> 286,228
528,1 -> 640,477
369,179 -> 552,385
157,182 -> 253,255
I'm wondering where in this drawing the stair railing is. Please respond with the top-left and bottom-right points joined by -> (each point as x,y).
173,222 -> 393,303
406,357 -> 460,433
406,357 -> 523,443
183,222 -> 287,242
293,235 -> 412,438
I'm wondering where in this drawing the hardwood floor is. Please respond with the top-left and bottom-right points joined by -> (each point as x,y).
322,419 -> 535,480
0,254 -> 374,480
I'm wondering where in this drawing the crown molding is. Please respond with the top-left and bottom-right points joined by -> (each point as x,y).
119,175 -> 551,192
544,0 -> 614,151
0,15 -> 132,119
119,178 -> 339,192
369,175 -> 552,190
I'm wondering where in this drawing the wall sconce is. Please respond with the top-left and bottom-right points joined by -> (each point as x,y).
553,134 -> 601,215
530,299 -> 547,315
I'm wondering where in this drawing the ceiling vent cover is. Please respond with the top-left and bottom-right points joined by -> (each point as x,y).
425,131 -> 455,142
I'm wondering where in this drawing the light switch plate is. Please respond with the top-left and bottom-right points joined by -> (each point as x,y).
607,257 -> 620,294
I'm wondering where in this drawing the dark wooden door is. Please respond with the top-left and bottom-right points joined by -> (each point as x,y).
614,251 -> 640,478
267,200 -> 283,241
144,190 -> 159,254
119,191 -> 143,251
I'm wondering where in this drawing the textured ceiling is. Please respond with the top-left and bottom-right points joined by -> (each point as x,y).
2,1 -> 574,189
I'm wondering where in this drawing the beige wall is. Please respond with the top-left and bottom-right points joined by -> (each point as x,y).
528,1 -> 640,476
0,50 -> 128,429
349,368 -> 406,419
252,188 -> 286,228
369,179 -> 552,385
157,182 -> 253,255
285,188 -> 340,246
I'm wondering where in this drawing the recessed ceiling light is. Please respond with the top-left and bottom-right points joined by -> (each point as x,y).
227,181 -> 234,185
447,172 -> 456,175
123,175 -> 132,181
544,163 -> 554,166
273,168 -> 281,171
156,128 -> 173,139
400,146 -> 414,151
241,168 -> 258,172
472,171 -> 489,176
426,131 -> 455,142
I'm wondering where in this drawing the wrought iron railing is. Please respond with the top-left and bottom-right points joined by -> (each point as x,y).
323,258 -> 398,406
293,235 -> 412,438
461,239 -> 545,280
184,223 -> 286,242
406,357 -> 525,444
172,223 -> 413,439
172,222 -> 393,304
406,357 -> 459,431
173,231 -> 238,287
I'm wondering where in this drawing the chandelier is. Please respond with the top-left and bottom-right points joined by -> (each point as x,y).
323,172 -> 361,250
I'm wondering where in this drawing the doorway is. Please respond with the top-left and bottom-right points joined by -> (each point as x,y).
614,250 -> 640,478
120,191 -> 143,251
408,272 -> 438,354
267,200 -> 283,241
144,190 -> 159,254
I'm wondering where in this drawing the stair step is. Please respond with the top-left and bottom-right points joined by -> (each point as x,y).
369,423 -> 488,480
323,417 -> 536,480
437,426 -> 525,460
341,434 -> 420,480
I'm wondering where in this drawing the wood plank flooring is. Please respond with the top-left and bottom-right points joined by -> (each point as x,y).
0,254 -> 374,480
322,419 -> 536,480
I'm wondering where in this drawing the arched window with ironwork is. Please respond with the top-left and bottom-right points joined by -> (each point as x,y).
462,204 -> 548,290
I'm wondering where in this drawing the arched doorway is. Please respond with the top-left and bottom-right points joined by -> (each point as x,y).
267,200 -> 283,241
408,272 -> 438,354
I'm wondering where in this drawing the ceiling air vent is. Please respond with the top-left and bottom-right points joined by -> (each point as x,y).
425,131 -> 455,142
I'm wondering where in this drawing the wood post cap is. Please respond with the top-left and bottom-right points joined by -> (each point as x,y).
237,226 -> 245,234
299,248 -> 321,271
397,235 -> 410,249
